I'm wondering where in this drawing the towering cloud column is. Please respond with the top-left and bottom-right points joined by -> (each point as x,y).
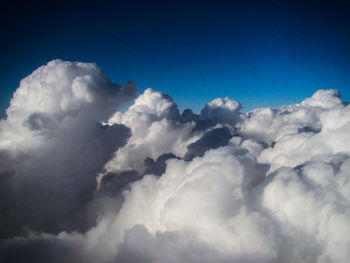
0,60 -> 137,237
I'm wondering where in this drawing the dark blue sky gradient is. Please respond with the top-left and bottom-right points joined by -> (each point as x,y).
1,0 -> 350,116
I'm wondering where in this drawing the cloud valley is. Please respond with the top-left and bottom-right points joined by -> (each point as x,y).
0,60 -> 349,263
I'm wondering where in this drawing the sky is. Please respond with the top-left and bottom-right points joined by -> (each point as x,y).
1,2 -> 350,261
1,0 -> 350,117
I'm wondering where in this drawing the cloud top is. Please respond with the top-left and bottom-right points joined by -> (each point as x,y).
0,61 -> 349,263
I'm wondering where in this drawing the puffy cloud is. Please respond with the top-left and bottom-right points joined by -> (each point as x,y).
260,157 -> 350,262
238,89 -> 344,146
258,99 -> 350,173
0,61 -> 349,263
200,97 -> 242,123
301,89 -> 346,109
103,88 -> 196,174
0,60 -> 136,238
83,150 -> 350,263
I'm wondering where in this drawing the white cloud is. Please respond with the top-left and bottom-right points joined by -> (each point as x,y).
0,60 -> 137,238
104,88 -> 197,174
258,103 -> 350,173
0,61 -> 349,263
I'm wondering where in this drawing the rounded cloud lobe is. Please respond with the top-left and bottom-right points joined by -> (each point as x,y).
0,60 -> 137,238
0,60 -> 350,263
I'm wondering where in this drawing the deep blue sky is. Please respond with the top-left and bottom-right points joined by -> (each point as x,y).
1,0 -> 350,117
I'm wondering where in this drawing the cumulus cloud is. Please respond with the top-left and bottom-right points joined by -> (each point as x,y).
0,60 -> 137,238
0,60 -> 349,263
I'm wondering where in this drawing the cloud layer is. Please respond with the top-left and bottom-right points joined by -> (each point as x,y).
1,60 -> 349,263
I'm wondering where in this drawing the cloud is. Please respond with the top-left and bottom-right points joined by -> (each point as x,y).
0,60 -> 136,238
0,61 -> 349,263
256,91 -> 350,172
103,88 -> 196,175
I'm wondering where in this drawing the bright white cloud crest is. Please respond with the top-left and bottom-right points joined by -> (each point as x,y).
0,60 -> 349,263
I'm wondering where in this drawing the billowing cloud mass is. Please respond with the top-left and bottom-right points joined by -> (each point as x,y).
0,60 -> 349,263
